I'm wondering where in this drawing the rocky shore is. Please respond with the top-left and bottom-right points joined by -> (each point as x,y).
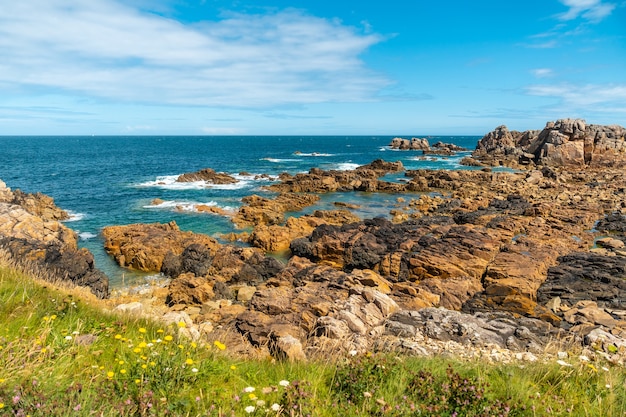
0,180 -> 109,298
1,119 -> 625,364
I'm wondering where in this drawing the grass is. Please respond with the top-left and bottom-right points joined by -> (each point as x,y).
0,259 -> 625,416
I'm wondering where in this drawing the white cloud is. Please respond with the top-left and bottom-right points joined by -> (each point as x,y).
558,0 -> 616,22
531,68 -> 554,78
526,83 -> 626,110
0,1 -> 389,107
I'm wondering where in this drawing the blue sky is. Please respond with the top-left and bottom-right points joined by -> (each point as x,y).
0,0 -> 624,135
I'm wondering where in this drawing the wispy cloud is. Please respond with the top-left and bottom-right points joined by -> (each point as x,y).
558,0 -> 616,22
0,1 -> 389,108
526,83 -> 626,111
531,68 -> 554,78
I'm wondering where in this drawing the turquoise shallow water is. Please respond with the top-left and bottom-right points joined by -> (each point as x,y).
0,135 -> 480,285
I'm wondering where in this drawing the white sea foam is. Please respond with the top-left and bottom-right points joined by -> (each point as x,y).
64,210 -> 86,222
261,157 -> 301,163
78,232 -> 97,240
136,173 -> 260,190
334,163 -> 360,171
143,200 -> 234,213
296,152 -> 334,157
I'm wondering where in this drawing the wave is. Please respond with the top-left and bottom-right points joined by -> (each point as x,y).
334,163 -> 360,171
136,173 -> 274,191
63,210 -> 86,222
78,232 -> 97,240
143,199 -> 235,214
294,152 -> 335,157
260,157 -> 301,163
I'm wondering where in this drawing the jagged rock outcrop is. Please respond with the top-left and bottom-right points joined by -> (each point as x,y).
390,137 -> 430,150
176,168 -> 238,184
267,159 -> 409,194
102,221 -> 220,271
232,193 -> 320,228
0,180 -> 108,298
472,119 -> 626,168
248,209 -> 361,252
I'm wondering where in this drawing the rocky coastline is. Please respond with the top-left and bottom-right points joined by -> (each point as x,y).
1,119 -> 625,364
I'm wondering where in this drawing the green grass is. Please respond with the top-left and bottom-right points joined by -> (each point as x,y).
0,261 -> 625,416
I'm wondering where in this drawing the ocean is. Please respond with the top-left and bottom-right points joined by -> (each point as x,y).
0,135 -> 481,286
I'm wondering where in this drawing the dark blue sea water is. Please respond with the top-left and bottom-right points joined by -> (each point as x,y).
0,135 -> 481,285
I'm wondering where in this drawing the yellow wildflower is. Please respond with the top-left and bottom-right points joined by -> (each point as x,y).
214,341 -> 226,350
107,371 -> 115,379
185,358 -> 194,365
157,329 -> 164,334
120,369 -> 127,375
138,341 -> 147,348
164,335 -> 173,342
50,315 -> 57,320
118,360 -> 125,365
177,321 -> 186,328
133,348 -> 141,354
230,365 -> 237,370
0,402 -> 4,409
139,328 -> 147,333
114,334 -> 122,340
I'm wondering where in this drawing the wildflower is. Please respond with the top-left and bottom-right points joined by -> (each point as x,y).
164,335 -> 173,342
185,358 -> 194,365
556,360 -> 572,367
243,386 -> 255,393
135,379 -> 141,384
141,364 -> 148,370
177,321 -> 186,328
65,335 -> 73,341
244,405 -> 255,413
118,360 -> 125,365
139,328 -> 147,333
72,331 -> 80,335
0,403 -> 3,409
606,384 -> 612,389
107,371 -> 115,379
114,334 -> 122,340
50,315 -> 57,320
271,403 -> 280,412
278,380 -> 289,387
256,399 -> 265,407
42,316 -> 49,322
133,348 -> 142,354
191,368 -> 198,373
230,365 -> 237,370
248,393 -> 257,400
191,342 -> 197,349
73,404 -> 81,411
157,329 -> 164,334
138,341 -> 147,348
120,369 -> 127,375
214,340 -> 226,350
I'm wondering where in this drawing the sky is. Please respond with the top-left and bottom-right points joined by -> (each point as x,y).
0,0 -> 624,135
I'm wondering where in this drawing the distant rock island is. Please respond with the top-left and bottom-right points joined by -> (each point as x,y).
389,137 -> 468,155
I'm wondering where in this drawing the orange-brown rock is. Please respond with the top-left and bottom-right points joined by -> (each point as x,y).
102,221 -> 219,272
249,209 -> 360,252
176,168 -> 238,184
232,193 -> 320,228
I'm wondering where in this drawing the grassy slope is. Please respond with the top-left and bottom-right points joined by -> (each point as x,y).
0,262 -> 625,416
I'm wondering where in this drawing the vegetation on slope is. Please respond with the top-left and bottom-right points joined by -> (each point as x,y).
0,260 -> 625,416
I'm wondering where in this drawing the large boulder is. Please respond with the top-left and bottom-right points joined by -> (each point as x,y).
473,119 -> 626,168
102,221 -> 219,272
176,168 -> 238,184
